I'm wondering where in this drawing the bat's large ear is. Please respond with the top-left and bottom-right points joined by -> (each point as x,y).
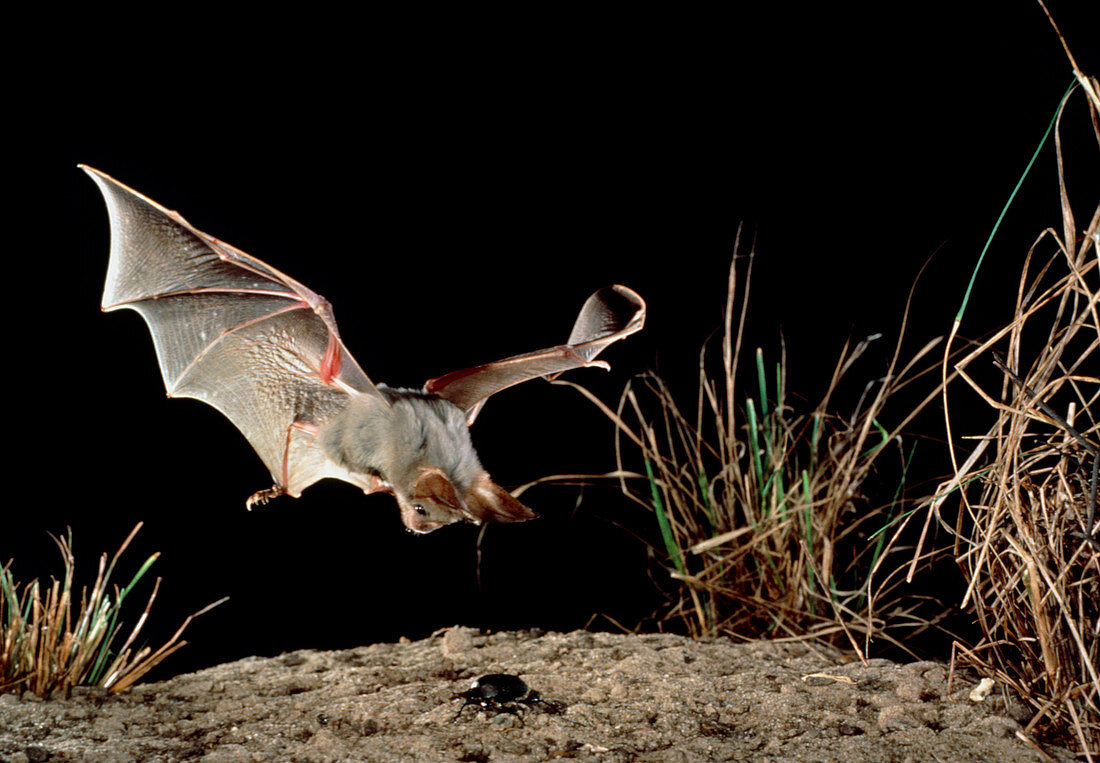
463,473 -> 538,525
424,285 -> 646,421
411,468 -> 462,507
400,468 -> 465,534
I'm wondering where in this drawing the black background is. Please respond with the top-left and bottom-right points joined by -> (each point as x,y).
6,3 -> 1097,679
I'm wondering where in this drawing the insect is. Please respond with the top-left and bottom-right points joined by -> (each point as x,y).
453,673 -> 561,722
82,166 -> 645,533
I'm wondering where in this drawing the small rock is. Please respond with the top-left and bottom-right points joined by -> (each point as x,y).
442,627 -> 476,656
581,686 -> 607,703
968,677 -> 995,702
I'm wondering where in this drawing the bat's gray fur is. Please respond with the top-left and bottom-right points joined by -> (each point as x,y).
321,386 -> 489,532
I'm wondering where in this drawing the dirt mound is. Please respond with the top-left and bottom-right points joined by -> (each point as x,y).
0,629 -> 1072,761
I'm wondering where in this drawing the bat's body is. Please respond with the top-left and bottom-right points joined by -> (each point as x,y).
83,166 -> 645,533
320,386 -> 510,532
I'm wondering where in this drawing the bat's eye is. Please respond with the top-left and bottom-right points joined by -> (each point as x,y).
413,504 -> 427,516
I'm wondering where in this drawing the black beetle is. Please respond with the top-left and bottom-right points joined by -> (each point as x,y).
461,673 -> 532,705
452,673 -> 561,723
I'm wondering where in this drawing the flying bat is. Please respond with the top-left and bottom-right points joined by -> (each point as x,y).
82,166 -> 645,533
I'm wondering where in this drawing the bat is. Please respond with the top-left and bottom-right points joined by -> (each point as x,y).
82,166 -> 646,534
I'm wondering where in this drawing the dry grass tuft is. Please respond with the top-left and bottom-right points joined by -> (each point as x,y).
1,523 -> 225,697
556,229 -> 949,659
934,74 -> 1099,753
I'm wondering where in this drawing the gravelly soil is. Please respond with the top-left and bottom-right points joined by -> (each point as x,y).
0,629 -> 1074,762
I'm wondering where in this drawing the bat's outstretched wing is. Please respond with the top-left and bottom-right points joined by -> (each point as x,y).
424,285 -> 645,419
83,166 -> 383,498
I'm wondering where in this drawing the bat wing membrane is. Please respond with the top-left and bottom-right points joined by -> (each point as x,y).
425,285 -> 645,418
83,166 -> 381,495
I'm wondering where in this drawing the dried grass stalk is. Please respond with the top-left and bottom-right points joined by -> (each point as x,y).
1,523 -> 226,697
936,75 -> 1099,753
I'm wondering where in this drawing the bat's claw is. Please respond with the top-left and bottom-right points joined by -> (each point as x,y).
246,485 -> 285,511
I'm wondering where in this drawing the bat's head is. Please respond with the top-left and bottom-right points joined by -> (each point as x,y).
398,467 -> 536,534
398,467 -> 465,534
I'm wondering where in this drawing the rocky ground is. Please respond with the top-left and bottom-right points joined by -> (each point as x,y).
0,629 -> 1075,762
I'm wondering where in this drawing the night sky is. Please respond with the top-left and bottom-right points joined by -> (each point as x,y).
8,4 -> 1097,680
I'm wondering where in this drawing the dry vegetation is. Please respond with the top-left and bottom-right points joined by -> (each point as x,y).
556,66 -> 1099,756
932,68 -> 1099,752
0,523 -> 224,697
557,236 -> 948,659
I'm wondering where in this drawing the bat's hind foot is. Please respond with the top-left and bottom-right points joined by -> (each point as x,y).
246,485 -> 285,511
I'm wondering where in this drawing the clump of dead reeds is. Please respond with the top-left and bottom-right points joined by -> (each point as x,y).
558,229 -> 947,658
933,72 -> 1099,753
0,523 -> 225,697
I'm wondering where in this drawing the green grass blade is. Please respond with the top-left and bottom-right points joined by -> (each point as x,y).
861,418 -> 891,458
87,553 -> 159,685
775,361 -> 783,410
645,458 -> 685,575
802,469 -> 816,611
755,348 -> 768,416
746,399 -> 764,509
955,79 -> 1076,325
697,469 -> 716,531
